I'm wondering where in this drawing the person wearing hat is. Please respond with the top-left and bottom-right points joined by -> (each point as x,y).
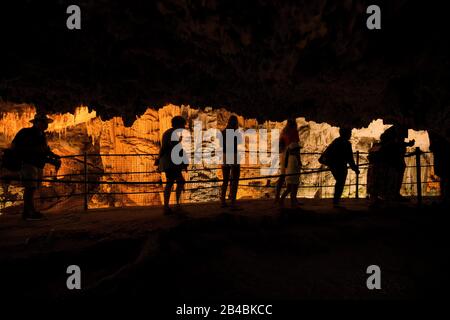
10,113 -> 61,220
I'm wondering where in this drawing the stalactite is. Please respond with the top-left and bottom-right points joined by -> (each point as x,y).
0,101 -> 436,212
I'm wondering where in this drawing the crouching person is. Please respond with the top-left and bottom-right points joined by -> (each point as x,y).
10,113 -> 61,220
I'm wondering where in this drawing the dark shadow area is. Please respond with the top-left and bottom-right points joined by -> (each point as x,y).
1,201 -> 449,301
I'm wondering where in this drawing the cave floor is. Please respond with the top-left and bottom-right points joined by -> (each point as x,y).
0,198 -> 448,301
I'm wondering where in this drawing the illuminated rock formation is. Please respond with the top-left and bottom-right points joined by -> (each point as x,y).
0,102 -> 438,213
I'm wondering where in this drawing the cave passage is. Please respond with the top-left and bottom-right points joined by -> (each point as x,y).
0,103 -> 439,214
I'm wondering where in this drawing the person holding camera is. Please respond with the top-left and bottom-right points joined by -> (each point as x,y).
9,113 -> 61,220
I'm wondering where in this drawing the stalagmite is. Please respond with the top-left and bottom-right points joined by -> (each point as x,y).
0,101 -> 437,213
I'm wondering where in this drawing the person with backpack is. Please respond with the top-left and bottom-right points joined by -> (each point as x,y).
3,113 -> 61,220
157,116 -> 188,215
319,127 -> 360,207
379,125 -> 415,201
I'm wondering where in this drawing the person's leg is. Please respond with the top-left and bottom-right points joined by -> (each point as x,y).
384,166 -> 397,200
34,168 -> 43,214
397,163 -> 406,198
275,151 -> 286,202
377,163 -> 388,200
389,167 -> 401,200
163,171 -> 175,213
280,184 -> 291,207
330,167 -> 338,204
275,176 -> 285,203
21,165 -> 45,219
221,166 -> 231,206
332,167 -> 347,205
290,184 -> 299,207
369,165 -> 382,208
23,187 -> 36,218
175,171 -> 185,206
370,165 -> 379,199
230,165 -> 240,206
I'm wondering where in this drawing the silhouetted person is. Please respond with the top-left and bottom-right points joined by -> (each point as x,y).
220,115 -> 242,210
275,118 -> 300,203
319,128 -> 359,207
367,141 -> 384,206
379,125 -> 414,200
279,142 -> 302,208
158,116 -> 188,215
429,130 -> 450,207
10,113 -> 61,220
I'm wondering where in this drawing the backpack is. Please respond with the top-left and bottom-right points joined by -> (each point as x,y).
1,148 -> 22,172
318,143 -> 334,166
368,144 -> 383,164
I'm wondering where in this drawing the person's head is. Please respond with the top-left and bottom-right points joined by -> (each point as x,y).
171,116 -> 187,129
226,115 -> 239,130
395,125 -> 408,140
30,113 -> 53,131
339,127 -> 352,140
287,118 -> 297,129
380,126 -> 396,142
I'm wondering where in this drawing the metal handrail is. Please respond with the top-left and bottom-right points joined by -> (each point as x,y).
0,149 -> 438,210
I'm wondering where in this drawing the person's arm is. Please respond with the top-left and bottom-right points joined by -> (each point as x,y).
278,136 -> 285,152
296,153 -> 301,168
402,139 -> 416,157
45,144 -> 60,159
284,149 -> 289,168
235,129 -> 243,165
155,130 -> 168,167
405,139 -> 415,147
347,142 -> 359,172
159,131 -> 170,157
40,136 -> 61,168
404,148 -> 417,158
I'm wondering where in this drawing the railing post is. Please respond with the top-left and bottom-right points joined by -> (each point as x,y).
415,147 -> 422,207
355,151 -> 360,199
83,151 -> 88,212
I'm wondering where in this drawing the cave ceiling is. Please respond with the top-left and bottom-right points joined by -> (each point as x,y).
0,0 -> 449,130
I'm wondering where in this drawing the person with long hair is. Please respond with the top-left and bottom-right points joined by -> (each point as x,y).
275,118 -> 300,203
279,142 -> 302,207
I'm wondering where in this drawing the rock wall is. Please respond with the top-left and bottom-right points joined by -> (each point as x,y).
0,102 -> 438,213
